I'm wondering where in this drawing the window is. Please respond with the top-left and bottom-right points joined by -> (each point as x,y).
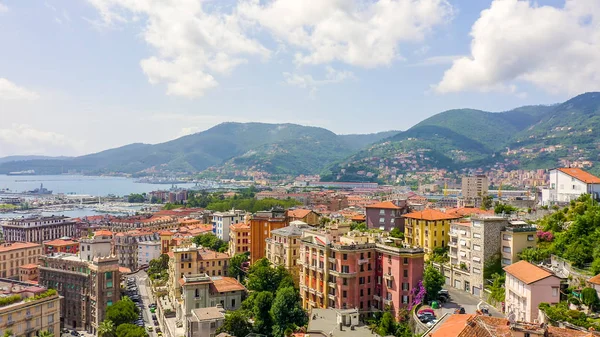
502,234 -> 511,240
360,289 -> 364,296
232,299 -> 236,307
195,289 -> 200,298
343,254 -> 347,260
343,291 -> 347,298
48,314 -> 54,323
527,235 -> 535,241
403,257 -> 408,264
473,244 -> 481,251
552,287 -> 559,297
402,283 -> 409,291
502,246 -> 511,253
343,279 -> 348,286
502,258 -> 512,265
107,281 -> 113,288
473,268 -> 481,274
402,295 -> 409,304
342,265 -> 350,273
380,209 -> 385,215
379,217 -> 385,224
359,277 -> 365,284
48,302 -> 54,308
403,270 -> 408,277
368,288 -> 371,295
386,280 -> 393,289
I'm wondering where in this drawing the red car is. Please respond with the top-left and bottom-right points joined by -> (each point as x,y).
418,308 -> 435,316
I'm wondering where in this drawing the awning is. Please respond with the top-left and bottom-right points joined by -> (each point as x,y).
472,257 -> 481,262
459,252 -> 466,257
459,240 -> 466,246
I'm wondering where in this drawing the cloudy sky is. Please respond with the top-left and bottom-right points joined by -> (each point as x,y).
1,0 -> 599,157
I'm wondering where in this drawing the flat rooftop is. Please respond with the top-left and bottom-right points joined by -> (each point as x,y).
307,309 -> 372,337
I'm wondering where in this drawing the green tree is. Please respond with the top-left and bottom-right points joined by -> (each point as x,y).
229,253 -> 249,283
518,247 -> 550,264
216,311 -> 252,337
38,331 -> 54,337
115,324 -> 148,337
253,291 -> 274,336
487,273 -> 506,305
127,193 -> 146,203
350,222 -> 367,231
98,320 -> 116,337
247,258 -> 293,293
483,254 -> 503,280
147,254 -> 169,281
106,297 -> 138,326
494,203 -> 517,214
271,287 -> 308,337
192,233 -> 228,253
390,227 -> 404,239
377,312 -> 396,336
581,287 -> 599,311
481,194 -> 494,210
3,329 -> 13,337
423,265 -> 445,302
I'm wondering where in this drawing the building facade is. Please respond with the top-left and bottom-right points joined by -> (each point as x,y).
500,222 -> 537,266
286,209 -> 320,225
461,175 -> 488,207
187,307 -> 225,337
1,216 -> 76,243
504,261 -> 561,322
0,279 -> 61,337
212,210 -> 245,242
79,230 -> 113,262
249,209 -> 288,263
365,200 -> 407,232
542,168 -> 600,205
0,242 -> 42,279
298,230 -> 424,321
43,239 -> 79,255
137,240 -> 161,267
38,254 -> 120,334
228,223 -> 250,256
403,209 -> 459,257
265,221 -> 311,285
114,230 -> 159,271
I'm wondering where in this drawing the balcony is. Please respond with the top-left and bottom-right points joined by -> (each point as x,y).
358,258 -> 369,265
328,257 -> 336,263
328,294 -> 336,301
309,288 -> 316,295
6,320 -> 14,326
25,327 -> 35,333
308,299 -> 316,307
373,294 -> 381,301
384,299 -> 393,306
316,266 -> 324,273
328,282 -> 336,288
296,259 -> 304,266
448,241 -> 458,248
316,291 -> 323,298
383,273 -> 394,281
25,313 -> 33,320
300,285 -> 308,292
449,231 -> 458,237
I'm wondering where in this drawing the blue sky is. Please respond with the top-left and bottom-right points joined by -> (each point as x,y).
0,0 -> 598,157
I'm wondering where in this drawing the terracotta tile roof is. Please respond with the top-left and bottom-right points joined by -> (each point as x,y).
211,277 -> 246,293
230,223 -> 250,231
350,215 -> 366,221
366,201 -> 401,209
557,168 -> 600,184
44,239 -> 78,247
429,314 -> 475,337
287,209 -> 313,218
403,209 -> 460,221
94,230 -> 113,237
588,274 -> 600,285
167,252 -> 174,258
19,264 -> 38,270
445,207 -> 494,217
0,242 -> 41,253
198,249 -> 229,260
159,230 -> 174,236
503,260 -> 556,284
119,267 -> 132,274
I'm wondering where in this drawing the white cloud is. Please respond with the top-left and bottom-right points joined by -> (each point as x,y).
284,66 -> 355,98
0,78 -> 39,100
410,55 -> 465,67
435,0 -> 600,95
0,124 -> 84,157
239,0 -> 453,67
87,0 -> 270,98
0,3 -> 8,13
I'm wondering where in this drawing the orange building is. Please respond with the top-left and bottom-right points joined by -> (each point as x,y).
229,223 -> 250,256
249,209 -> 288,263
286,209 -> 320,225
43,239 -> 80,255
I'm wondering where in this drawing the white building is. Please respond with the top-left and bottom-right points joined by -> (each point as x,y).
80,230 -> 113,262
541,168 -> 600,205
212,210 -> 245,241
187,306 -> 225,337
137,240 -> 161,266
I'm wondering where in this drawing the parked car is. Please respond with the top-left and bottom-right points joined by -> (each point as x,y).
418,314 -> 435,323
70,331 -> 80,337
152,314 -> 157,320
150,308 -> 156,313
155,328 -> 161,333
147,327 -> 153,332
154,320 -> 159,326
418,309 -> 435,316
61,328 -> 69,334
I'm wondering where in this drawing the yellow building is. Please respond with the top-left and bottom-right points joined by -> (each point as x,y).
500,221 -> 538,266
228,223 -> 250,256
168,244 -> 230,300
0,280 -> 61,337
403,209 -> 460,257
286,209 -> 320,226
0,242 -> 42,279
265,221 -> 311,285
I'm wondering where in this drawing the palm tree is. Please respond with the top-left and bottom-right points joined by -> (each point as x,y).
38,331 -> 53,337
98,320 -> 116,337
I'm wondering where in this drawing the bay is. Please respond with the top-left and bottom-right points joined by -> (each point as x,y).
0,175 -> 196,197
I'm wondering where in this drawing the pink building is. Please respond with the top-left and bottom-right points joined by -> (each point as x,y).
504,260 -> 562,322
365,200 -> 408,232
299,229 -> 424,320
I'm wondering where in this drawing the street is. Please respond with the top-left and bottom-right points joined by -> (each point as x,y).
438,287 -> 503,317
132,270 -> 159,337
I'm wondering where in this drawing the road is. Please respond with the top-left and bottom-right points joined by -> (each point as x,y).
132,270 -> 159,337
438,287 -> 503,317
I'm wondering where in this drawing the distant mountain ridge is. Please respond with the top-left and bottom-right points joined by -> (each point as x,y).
2,92 -> 599,180
0,123 -> 397,176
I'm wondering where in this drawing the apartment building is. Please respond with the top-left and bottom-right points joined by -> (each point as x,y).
249,209 -> 288,263
542,168 -> 600,205
265,221 -> 311,285
1,216 -> 76,243
114,230 -> 159,271
212,210 -> 245,242
461,175 -> 488,207
228,223 -> 250,256
178,274 -> 245,331
298,230 -> 424,320
109,215 -> 178,232
444,216 -> 508,296
187,306 -> 225,337
504,261 -> 561,322
500,221 -> 537,266
0,242 -> 42,280
403,209 -> 459,257
0,279 -> 61,337
168,244 -> 230,300
79,230 -> 113,262
365,200 -> 407,232
138,240 -> 161,267
43,239 -> 79,255
38,254 -> 121,334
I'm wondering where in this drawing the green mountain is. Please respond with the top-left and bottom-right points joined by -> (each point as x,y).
325,92 -> 600,183
0,123 -> 395,176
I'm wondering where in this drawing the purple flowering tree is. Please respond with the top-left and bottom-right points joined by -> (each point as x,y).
409,280 -> 426,310
536,230 -> 554,242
